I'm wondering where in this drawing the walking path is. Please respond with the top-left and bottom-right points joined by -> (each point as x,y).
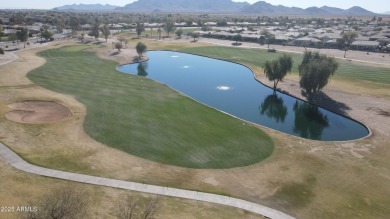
0,52 -> 18,66
0,142 -> 295,219
198,39 -> 390,67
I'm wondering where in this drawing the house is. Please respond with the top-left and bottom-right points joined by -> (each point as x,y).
203,22 -> 217,26
274,34 -> 291,44
241,33 -> 260,42
293,36 -> 321,47
324,39 -> 340,48
210,31 -> 234,39
285,32 -> 303,39
174,22 -> 187,27
3,29 -> 17,35
81,24 -> 92,31
351,41 -> 380,51
26,26 -> 41,34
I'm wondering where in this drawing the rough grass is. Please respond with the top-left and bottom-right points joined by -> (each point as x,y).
27,45 -> 273,169
180,46 -> 390,85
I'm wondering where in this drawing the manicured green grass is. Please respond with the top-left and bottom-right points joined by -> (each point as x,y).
179,27 -> 201,34
0,37 -> 9,42
180,46 -> 390,85
27,46 -> 273,169
335,61 -> 390,84
180,46 -> 302,73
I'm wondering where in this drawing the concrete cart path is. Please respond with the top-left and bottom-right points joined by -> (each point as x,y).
199,39 -> 390,67
0,142 -> 296,219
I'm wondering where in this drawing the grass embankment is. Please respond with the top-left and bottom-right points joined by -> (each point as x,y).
180,46 -> 390,85
27,45 -> 273,169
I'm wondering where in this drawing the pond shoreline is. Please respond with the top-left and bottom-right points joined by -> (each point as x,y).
117,50 -> 370,142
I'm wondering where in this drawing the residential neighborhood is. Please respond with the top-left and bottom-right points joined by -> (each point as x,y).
1,10 -> 390,52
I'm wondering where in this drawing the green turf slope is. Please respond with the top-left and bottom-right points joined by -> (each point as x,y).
28,46 -> 273,169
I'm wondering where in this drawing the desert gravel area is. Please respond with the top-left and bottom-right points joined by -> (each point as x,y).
92,38 -> 149,65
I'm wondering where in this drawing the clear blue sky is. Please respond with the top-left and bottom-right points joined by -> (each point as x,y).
1,0 -> 389,13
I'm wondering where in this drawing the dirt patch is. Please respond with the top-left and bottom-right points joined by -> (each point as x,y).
5,101 -> 72,124
86,39 -> 148,65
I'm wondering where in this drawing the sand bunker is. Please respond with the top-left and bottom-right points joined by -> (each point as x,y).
5,101 -> 72,124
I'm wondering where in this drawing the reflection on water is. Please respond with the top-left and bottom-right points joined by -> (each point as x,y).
137,62 -> 148,76
260,94 -> 287,123
117,51 -> 369,141
293,101 -> 329,140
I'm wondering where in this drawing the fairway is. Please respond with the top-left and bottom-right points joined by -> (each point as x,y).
27,45 -> 273,169
180,46 -> 390,85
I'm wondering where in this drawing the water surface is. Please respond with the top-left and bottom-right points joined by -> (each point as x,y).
117,51 -> 369,141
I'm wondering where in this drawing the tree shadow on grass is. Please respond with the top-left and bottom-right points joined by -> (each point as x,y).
301,90 -> 351,116
109,51 -> 120,56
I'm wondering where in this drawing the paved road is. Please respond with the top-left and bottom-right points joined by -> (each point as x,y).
0,142 -> 296,219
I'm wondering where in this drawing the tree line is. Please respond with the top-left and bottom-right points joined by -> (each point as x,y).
264,51 -> 338,97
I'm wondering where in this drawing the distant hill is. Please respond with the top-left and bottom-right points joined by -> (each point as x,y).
117,0 -> 249,12
53,4 -> 119,11
383,11 -> 390,15
241,1 -> 304,14
319,6 -> 346,14
242,1 -> 376,16
344,6 -> 376,16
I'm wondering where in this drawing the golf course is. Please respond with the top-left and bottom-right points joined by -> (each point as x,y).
1,37 -> 390,219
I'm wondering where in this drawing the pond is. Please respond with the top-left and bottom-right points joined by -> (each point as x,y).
117,51 -> 369,141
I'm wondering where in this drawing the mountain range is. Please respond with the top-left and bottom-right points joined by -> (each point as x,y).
53,0 -> 377,16
118,0 -> 249,12
53,4 -> 119,11
241,1 -> 375,16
